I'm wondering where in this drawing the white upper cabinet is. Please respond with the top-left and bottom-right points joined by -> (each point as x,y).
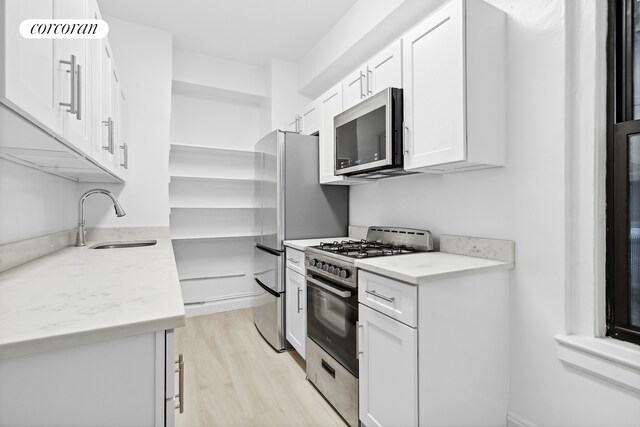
298,100 -> 320,135
0,0 -> 60,133
402,0 -> 506,173
54,0 -> 92,155
342,40 -> 402,111
318,83 -> 345,185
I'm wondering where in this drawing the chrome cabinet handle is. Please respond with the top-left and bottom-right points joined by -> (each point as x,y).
365,288 -> 395,302
357,321 -> 363,358
59,54 -> 77,116
119,143 -> 128,168
297,286 -> 303,313
76,64 -> 82,120
101,117 -> 114,154
359,71 -> 365,98
367,67 -> 373,95
287,257 -> 299,264
403,123 -> 410,156
175,353 -> 184,413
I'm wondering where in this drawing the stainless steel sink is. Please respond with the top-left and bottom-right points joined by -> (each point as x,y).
90,240 -> 157,249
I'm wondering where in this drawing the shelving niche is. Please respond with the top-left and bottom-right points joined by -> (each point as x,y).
169,84 -> 266,316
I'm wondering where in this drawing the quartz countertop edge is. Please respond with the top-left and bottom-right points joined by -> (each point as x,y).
354,252 -> 514,285
0,237 -> 185,360
283,237 -> 350,251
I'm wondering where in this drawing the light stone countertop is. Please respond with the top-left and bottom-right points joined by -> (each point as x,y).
355,251 -> 513,285
355,234 -> 515,285
0,237 -> 185,360
283,237 -> 350,251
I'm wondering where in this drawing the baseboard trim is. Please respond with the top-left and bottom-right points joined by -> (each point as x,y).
184,290 -> 261,317
507,412 -> 538,427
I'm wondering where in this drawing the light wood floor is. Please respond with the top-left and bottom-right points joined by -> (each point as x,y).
175,308 -> 347,427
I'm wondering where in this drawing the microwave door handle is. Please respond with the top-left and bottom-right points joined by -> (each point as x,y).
307,276 -> 351,298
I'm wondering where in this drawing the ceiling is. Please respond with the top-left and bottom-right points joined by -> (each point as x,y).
98,0 -> 358,67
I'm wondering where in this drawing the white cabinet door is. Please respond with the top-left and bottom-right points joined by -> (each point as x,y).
0,0 -> 61,133
319,83 -> 343,184
54,0 -> 91,155
299,100 -> 319,136
93,38 -> 113,166
359,304 -> 418,427
342,68 -> 365,111
108,67 -> 121,172
367,41 -> 402,97
403,0 -> 465,170
285,268 -> 306,358
286,116 -> 299,132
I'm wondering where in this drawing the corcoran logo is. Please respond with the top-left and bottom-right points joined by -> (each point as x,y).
19,19 -> 109,39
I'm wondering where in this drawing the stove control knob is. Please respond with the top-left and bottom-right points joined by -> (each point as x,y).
328,265 -> 335,274
309,258 -> 317,267
323,263 -> 330,272
340,269 -> 350,279
334,268 -> 343,277
316,261 -> 324,270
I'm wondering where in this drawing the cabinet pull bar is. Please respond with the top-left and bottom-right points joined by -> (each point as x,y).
101,117 -> 113,153
287,257 -> 300,264
365,288 -> 395,302
174,354 -> 184,413
119,143 -> 128,168
76,64 -> 82,120
297,286 -> 303,313
59,55 -> 77,114
359,71 -> 365,98
367,67 -> 373,95
357,321 -> 363,358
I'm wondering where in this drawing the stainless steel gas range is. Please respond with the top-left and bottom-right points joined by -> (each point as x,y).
304,227 -> 433,427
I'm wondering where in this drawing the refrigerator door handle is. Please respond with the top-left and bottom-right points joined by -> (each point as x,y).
256,243 -> 284,257
255,278 -> 281,298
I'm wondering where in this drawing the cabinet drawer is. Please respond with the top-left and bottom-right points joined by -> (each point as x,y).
285,248 -> 304,274
358,270 -> 417,327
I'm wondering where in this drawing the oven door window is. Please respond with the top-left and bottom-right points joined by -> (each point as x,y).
335,105 -> 387,172
307,279 -> 358,377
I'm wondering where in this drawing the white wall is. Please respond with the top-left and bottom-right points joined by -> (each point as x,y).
78,17 -> 173,229
347,0 -> 640,425
0,159 -> 77,244
267,59 -> 310,131
172,49 -> 268,99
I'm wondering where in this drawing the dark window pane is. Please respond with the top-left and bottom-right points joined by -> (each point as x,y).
629,135 -> 640,327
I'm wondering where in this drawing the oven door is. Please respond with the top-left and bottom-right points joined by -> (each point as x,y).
306,273 -> 359,377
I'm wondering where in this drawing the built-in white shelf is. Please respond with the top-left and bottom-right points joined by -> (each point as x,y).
170,143 -> 257,157
171,233 -> 260,241
169,175 -> 257,183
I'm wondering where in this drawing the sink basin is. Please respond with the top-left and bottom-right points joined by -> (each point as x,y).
90,240 -> 157,249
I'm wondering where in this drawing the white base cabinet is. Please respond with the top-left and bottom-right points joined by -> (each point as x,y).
358,269 -> 508,427
285,247 -> 306,358
0,330 -> 181,427
358,304 -> 418,427
402,0 -> 506,173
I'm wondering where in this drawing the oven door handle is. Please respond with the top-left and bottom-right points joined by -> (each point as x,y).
307,276 -> 351,298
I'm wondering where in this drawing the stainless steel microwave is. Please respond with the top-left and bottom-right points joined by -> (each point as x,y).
334,87 -> 405,178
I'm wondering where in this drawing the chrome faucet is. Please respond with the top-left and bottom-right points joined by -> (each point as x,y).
75,189 -> 126,247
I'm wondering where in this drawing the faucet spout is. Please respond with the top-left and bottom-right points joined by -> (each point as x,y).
75,189 -> 126,247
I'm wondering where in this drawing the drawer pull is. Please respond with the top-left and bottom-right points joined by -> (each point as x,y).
174,353 -> 184,414
321,359 -> 336,378
287,257 -> 300,264
365,289 -> 395,303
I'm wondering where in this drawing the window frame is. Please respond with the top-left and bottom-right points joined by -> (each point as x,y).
606,0 -> 640,346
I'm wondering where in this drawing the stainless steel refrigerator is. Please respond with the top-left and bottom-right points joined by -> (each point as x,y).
253,130 -> 348,351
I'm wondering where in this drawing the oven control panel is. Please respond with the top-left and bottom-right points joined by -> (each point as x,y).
304,251 -> 356,288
